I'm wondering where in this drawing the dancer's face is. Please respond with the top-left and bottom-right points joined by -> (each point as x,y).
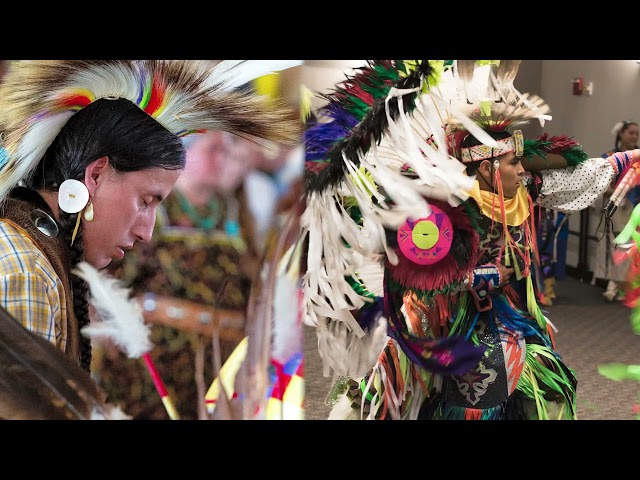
496,152 -> 525,199
82,157 -> 182,268
476,151 -> 524,199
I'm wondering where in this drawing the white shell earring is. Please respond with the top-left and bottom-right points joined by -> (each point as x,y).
83,201 -> 94,222
58,179 -> 89,214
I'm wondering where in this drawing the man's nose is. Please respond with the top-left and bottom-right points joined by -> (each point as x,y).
131,213 -> 156,243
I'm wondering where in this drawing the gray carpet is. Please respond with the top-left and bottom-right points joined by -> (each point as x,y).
303,275 -> 640,420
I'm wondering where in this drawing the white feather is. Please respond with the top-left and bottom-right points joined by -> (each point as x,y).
91,404 -> 132,420
73,261 -> 151,359
328,393 -> 360,420
315,315 -> 389,379
204,60 -> 304,91
271,241 -> 304,363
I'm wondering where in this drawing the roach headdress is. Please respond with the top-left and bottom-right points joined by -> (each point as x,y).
0,60 -> 302,205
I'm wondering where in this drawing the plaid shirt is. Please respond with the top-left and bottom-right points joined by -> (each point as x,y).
0,220 -> 67,350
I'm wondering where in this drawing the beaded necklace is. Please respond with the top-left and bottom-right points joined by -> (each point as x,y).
175,190 -> 223,231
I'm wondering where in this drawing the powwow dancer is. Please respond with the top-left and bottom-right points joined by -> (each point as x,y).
302,60 -> 640,420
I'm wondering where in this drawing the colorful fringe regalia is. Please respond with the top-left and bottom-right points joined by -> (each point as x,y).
303,60 -> 634,420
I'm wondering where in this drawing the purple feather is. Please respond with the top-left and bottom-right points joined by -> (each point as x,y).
305,107 -> 359,161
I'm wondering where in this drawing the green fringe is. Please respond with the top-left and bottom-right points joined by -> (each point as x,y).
516,343 -> 577,419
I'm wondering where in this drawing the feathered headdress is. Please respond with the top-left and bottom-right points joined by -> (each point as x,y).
445,60 -> 551,162
301,60 -> 553,378
0,60 -> 302,205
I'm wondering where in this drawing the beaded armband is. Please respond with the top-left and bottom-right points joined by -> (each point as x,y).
608,151 -> 633,181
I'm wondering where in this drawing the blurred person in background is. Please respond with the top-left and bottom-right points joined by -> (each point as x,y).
236,135 -> 303,255
593,120 -> 640,302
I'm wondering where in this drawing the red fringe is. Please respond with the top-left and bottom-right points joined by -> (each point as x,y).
464,408 -> 484,420
403,291 -> 454,337
536,133 -> 580,153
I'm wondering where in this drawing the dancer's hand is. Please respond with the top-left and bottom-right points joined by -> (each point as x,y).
497,263 -> 515,287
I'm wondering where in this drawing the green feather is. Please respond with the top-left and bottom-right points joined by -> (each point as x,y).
598,363 -> 640,382
523,138 -> 589,167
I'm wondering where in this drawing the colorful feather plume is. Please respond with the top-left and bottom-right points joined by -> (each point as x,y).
523,133 -> 589,167
0,60 -> 302,206
304,60 -> 412,191
454,91 -> 551,133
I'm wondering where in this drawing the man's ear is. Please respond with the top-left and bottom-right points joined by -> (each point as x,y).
478,159 -> 492,177
83,156 -> 110,196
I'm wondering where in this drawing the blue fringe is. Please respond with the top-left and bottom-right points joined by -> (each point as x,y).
492,294 -> 552,347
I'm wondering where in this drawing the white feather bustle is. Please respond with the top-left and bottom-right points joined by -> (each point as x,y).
315,314 -> 389,380
303,79 -> 479,378
305,60 -> 552,383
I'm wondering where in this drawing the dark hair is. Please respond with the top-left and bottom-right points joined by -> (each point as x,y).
615,121 -> 639,151
460,130 -> 512,175
29,97 -> 185,189
26,97 -> 186,371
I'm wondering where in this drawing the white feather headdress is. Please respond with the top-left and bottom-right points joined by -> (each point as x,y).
302,60 -> 551,377
0,60 -> 303,205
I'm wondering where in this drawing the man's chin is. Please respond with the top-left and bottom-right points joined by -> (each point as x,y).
91,257 -> 112,269
504,188 -> 520,199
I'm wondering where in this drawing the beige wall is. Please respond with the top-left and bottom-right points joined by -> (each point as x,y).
301,60 -> 367,111
539,60 -> 640,273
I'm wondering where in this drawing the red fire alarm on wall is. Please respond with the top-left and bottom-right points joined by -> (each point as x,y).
572,77 -> 593,96
573,77 -> 583,95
